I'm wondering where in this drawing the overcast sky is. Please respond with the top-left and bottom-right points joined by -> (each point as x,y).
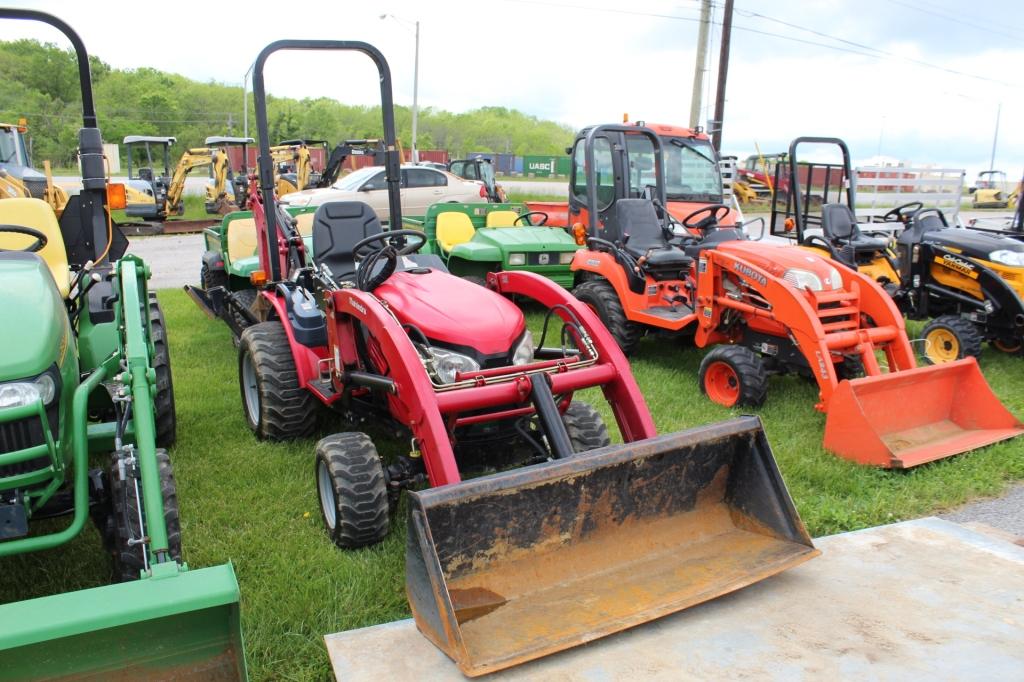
5,0 -> 1023,178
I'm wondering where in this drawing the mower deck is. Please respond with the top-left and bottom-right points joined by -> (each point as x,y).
326,517 -> 1024,680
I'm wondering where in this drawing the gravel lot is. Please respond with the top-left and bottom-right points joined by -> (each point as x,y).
941,484 -> 1024,539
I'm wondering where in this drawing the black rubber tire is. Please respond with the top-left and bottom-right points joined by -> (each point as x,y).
835,355 -> 865,380
920,315 -> 983,365
109,448 -> 182,583
698,345 -> 769,407
148,293 -> 177,448
315,433 -> 390,549
561,401 -> 611,453
461,275 -> 489,288
227,288 -> 258,343
201,263 -> 229,290
572,279 -> 644,355
238,321 -> 317,440
991,337 -> 1024,356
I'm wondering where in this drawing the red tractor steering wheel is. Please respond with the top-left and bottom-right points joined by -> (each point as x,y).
351,229 -> 427,292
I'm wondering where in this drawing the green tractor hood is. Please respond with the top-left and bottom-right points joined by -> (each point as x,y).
0,253 -> 67,381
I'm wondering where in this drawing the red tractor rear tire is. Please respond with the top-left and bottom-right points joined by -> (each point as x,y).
315,433 -> 390,549
698,346 -> 768,408
238,322 -> 317,441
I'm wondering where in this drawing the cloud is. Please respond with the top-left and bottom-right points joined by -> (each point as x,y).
4,0 -> 1021,176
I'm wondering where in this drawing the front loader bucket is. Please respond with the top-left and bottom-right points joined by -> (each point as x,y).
406,416 -> 818,677
0,564 -> 245,681
824,358 -> 1023,468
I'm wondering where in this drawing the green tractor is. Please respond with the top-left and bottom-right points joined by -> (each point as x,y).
0,9 -> 244,680
405,202 -> 581,287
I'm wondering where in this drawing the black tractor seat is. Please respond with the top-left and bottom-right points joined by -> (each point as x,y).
821,203 -> 890,253
611,199 -> 693,280
312,201 -> 383,282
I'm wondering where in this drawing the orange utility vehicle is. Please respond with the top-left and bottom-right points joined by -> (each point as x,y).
566,124 -> 1021,468
529,120 -> 740,229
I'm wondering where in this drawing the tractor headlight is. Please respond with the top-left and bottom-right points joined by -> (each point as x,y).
512,330 -> 535,366
824,265 -> 844,290
989,250 -> 1024,267
0,383 -> 41,409
508,253 -> 526,266
783,268 -> 824,291
428,347 -> 481,384
559,252 -> 575,264
34,374 -> 56,404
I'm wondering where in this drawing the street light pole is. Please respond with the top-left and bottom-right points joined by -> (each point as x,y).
381,14 -> 420,163
243,62 -> 255,139
412,20 -> 420,163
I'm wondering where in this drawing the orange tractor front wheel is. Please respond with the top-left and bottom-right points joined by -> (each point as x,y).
698,345 -> 768,407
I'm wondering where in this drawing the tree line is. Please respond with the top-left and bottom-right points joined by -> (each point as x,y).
0,39 -> 575,167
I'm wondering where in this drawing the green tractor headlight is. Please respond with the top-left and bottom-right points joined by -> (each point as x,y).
559,252 -> 575,265
0,382 -> 41,409
508,253 -> 526,266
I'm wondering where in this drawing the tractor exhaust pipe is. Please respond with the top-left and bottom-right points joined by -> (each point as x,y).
406,416 -> 818,676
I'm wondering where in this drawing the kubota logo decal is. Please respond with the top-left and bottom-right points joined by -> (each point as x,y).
936,254 -> 978,279
587,258 -> 601,267
732,262 -> 768,287
350,299 -> 367,315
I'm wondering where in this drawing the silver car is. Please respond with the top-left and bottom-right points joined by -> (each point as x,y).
279,164 -> 487,219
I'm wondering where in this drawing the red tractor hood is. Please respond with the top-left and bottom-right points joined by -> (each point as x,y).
376,270 -> 525,356
715,240 -> 842,284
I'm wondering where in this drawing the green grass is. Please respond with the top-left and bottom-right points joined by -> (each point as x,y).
2,290 -> 1023,680
506,191 -> 566,203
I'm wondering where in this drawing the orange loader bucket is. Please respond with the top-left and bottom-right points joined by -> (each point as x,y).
824,357 -> 1023,468
405,417 -> 818,677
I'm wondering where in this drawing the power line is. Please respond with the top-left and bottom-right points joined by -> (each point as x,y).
887,0 -> 1024,42
735,7 -> 1017,87
501,0 -> 1017,90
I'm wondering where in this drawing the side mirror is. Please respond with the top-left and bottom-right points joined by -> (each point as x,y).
359,185 -> 372,192
565,146 -> 572,155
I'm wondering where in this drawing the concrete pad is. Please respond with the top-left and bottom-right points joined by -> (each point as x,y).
325,518 -> 1024,680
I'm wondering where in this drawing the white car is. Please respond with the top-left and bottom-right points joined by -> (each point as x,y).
279,164 -> 488,219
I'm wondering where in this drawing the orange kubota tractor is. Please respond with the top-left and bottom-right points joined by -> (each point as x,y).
566,124 -> 1021,468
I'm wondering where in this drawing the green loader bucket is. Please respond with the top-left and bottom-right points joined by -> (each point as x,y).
0,564 -> 245,681
406,416 -> 818,677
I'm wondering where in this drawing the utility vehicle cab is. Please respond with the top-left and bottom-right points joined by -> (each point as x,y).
123,135 -> 175,219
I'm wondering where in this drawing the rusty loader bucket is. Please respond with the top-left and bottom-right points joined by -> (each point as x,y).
405,416 -> 818,676
824,358 -> 1023,468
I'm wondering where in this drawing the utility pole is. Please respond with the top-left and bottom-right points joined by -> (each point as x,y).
412,20 -> 420,163
989,102 -> 1001,172
711,0 -> 734,151
689,0 -> 712,129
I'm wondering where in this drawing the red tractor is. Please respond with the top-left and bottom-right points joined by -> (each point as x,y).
206,40 -> 820,676
565,124 -> 1021,469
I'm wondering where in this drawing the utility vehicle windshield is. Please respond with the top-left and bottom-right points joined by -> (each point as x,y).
625,135 -> 723,202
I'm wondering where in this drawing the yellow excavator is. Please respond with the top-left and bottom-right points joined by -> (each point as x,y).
124,135 -> 253,219
0,120 -> 68,216
971,170 -> 1020,209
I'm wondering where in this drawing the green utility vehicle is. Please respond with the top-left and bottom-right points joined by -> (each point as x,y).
193,205 -> 317,336
0,9 -> 244,680
405,202 -> 580,287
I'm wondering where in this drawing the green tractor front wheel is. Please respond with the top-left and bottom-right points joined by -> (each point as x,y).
107,449 -> 182,583
148,293 -> 177,448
